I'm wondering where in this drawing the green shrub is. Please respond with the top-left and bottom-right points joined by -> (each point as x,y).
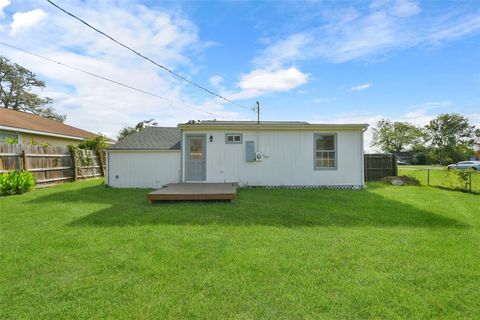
0,171 -> 36,196
454,169 -> 476,191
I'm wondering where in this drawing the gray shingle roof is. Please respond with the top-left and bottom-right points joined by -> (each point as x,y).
107,127 -> 181,150
185,120 -> 310,126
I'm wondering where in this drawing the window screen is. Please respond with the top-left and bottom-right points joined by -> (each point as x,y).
314,134 -> 336,169
225,133 -> 242,144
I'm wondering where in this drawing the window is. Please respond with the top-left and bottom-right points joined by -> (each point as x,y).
314,134 -> 336,169
225,133 -> 242,144
0,132 -> 19,143
189,138 -> 204,160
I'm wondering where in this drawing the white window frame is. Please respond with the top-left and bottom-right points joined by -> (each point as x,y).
314,133 -> 337,170
225,133 -> 243,144
0,131 -> 20,144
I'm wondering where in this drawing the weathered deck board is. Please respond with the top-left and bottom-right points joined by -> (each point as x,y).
147,183 -> 238,203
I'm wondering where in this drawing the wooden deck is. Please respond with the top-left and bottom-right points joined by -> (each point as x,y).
147,183 -> 238,203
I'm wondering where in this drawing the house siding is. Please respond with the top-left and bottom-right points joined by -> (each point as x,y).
107,150 -> 181,188
181,129 -> 364,187
20,133 -> 82,147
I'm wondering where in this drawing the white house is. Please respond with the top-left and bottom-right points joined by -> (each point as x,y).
106,121 -> 368,188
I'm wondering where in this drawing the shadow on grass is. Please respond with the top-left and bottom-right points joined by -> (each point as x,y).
430,185 -> 480,195
27,181 -> 469,229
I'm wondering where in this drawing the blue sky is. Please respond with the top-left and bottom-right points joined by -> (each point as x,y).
0,0 -> 479,147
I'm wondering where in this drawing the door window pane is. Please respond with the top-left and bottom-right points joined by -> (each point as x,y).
190,138 -> 203,160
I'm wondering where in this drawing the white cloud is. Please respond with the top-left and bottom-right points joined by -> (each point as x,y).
312,108 -> 479,152
420,100 -> 451,108
254,2 -> 480,65
371,0 -> 420,18
0,2 -> 240,138
253,33 -> 312,69
209,75 -> 223,87
10,9 -> 47,35
428,13 -> 480,45
238,67 -> 308,91
231,33 -> 311,99
311,98 -> 332,104
231,67 -> 308,99
350,83 -> 373,91
226,1 -> 479,102
390,0 -> 420,17
0,0 -> 10,19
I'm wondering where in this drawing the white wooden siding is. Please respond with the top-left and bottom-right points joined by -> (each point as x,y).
181,130 -> 364,187
107,151 -> 180,188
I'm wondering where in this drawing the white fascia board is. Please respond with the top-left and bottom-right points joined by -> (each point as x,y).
178,123 -> 369,131
0,125 -> 85,141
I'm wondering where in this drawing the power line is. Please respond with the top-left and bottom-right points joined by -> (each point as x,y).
45,0 -> 252,111
0,41 -> 220,117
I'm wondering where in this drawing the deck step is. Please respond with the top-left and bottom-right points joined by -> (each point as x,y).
147,183 -> 237,203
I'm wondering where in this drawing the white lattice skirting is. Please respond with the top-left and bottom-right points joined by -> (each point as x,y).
241,185 -> 365,190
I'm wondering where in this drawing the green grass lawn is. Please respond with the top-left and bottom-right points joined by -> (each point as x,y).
1,179 -> 479,319
399,166 -> 480,193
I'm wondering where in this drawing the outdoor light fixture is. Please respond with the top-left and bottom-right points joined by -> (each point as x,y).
209,135 -> 214,142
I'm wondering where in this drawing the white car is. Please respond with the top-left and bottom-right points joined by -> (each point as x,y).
447,161 -> 480,171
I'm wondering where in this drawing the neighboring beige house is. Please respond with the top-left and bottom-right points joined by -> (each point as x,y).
0,108 -> 113,147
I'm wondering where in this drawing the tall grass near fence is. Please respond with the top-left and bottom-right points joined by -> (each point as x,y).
399,166 -> 480,193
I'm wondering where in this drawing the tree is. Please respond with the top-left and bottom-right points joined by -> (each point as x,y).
117,119 -> 158,141
424,113 -> 476,164
371,119 -> 422,153
79,135 -> 108,152
475,128 -> 480,151
0,56 -> 66,122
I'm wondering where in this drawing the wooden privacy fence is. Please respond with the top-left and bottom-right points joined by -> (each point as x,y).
364,154 -> 398,181
0,143 -> 105,185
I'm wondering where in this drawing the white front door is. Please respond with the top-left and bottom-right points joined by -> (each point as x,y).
185,135 -> 206,181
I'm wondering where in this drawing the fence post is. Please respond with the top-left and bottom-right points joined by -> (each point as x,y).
393,155 -> 398,176
469,173 -> 472,193
97,151 -> 105,177
427,169 -> 430,186
364,155 -> 368,181
22,149 -> 28,171
70,148 -> 77,181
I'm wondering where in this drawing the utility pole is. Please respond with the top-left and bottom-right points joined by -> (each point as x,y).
256,101 -> 260,124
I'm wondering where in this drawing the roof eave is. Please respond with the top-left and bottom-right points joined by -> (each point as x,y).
178,123 -> 369,130
0,125 -> 89,140
106,148 -> 180,152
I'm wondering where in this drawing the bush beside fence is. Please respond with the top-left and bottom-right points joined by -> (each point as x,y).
399,167 -> 480,193
0,143 -> 105,185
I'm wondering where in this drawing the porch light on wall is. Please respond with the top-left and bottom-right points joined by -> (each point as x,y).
209,135 -> 214,142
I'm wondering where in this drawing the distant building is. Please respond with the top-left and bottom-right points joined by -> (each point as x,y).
471,150 -> 480,161
394,151 -> 416,164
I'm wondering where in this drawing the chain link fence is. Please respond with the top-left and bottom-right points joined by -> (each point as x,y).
399,166 -> 480,193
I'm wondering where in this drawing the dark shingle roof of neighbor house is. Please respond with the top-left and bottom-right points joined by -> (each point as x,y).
107,127 -> 181,150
